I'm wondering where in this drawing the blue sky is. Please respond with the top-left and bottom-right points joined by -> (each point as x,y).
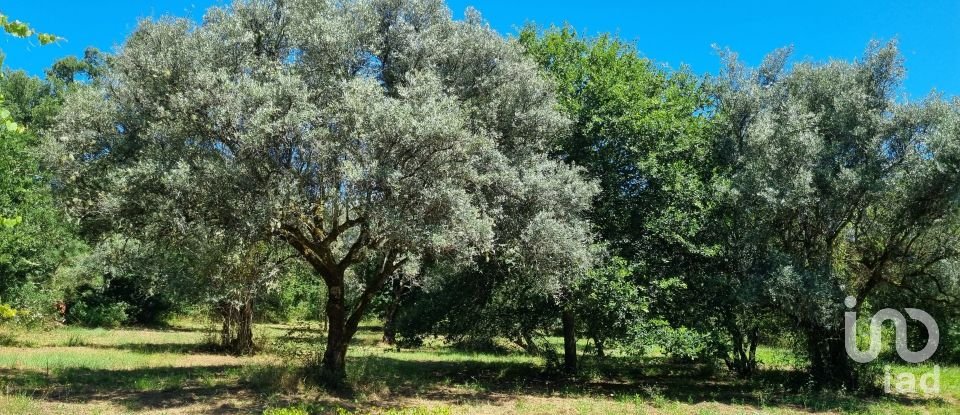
2,1 -> 958,100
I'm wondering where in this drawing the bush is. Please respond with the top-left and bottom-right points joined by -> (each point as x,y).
4,283 -> 62,328
257,268 -> 325,324
628,320 -> 722,362
67,301 -> 129,328
63,275 -> 172,327
657,326 -> 717,361
0,303 -> 16,320
449,336 -> 511,354
101,275 -> 173,326
945,325 -> 960,364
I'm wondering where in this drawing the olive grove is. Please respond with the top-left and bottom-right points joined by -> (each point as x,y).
0,0 -> 955,397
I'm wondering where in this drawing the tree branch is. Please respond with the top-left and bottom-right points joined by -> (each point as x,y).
277,223 -> 338,282
344,250 -> 409,339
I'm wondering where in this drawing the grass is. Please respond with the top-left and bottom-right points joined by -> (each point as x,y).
0,322 -> 956,414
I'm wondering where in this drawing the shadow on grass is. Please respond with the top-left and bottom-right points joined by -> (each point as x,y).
0,349 -> 945,414
80,342 -> 223,355
343,353 -> 943,413
0,363 -> 290,413
149,325 -> 217,334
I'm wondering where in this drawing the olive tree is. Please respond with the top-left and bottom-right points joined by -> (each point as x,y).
49,0 -> 594,381
712,42 -> 960,386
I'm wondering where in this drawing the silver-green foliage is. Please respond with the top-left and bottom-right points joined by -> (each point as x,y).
712,41 -> 960,382
48,0 -> 596,374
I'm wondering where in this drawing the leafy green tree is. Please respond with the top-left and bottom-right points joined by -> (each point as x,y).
46,48 -> 107,84
392,238 -> 593,361
0,48 -> 108,133
573,256 -> 645,357
519,26 -> 714,264
0,97 -> 78,319
0,11 -> 58,130
204,239 -> 295,354
259,259 -> 327,323
0,125 -> 66,295
0,69 -> 62,131
519,27 -> 714,370
49,0 -> 594,382
0,21 -> 76,315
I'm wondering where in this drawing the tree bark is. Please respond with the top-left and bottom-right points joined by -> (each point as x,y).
382,307 -> 398,345
280,223 -> 405,385
318,253 -> 405,385
235,299 -> 255,354
217,299 -> 256,355
594,337 -> 606,358
562,308 -> 577,374
382,277 -> 402,345
805,323 -> 857,389
724,324 -> 758,378
321,282 -> 348,383
219,301 -> 232,350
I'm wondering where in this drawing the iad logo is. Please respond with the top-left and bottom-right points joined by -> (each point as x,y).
843,296 -> 940,395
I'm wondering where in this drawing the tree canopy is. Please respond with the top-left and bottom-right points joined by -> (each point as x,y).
48,0 -> 595,380
706,42 -> 960,384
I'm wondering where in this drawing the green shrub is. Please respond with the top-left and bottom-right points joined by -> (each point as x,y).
4,283 -> 62,328
0,303 -> 16,320
67,301 -> 129,328
629,320 -> 722,362
62,275 -> 173,327
658,326 -> 717,361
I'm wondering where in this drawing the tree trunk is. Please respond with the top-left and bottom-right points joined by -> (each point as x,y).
280,225 -> 406,386
806,323 -> 857,389
235,299 -> 255,354
321,282 -> 349,384
724,325 -> 758,377
217,299 -> 255,355
382,278 -> 402,345
520,331 -> 541,355
562,309 -> 577,374
594,337 -> 606,358
219,301 -> 231,349
382,306 -> 398,345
